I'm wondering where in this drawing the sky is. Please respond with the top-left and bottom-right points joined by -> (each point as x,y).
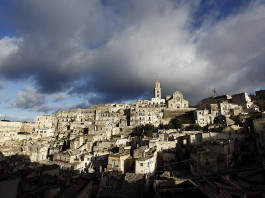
0,0 -> 265,122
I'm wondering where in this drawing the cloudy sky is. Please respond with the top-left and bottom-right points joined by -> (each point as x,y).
0,0 -> 265,121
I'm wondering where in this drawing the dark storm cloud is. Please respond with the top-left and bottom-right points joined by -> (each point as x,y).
0,0 -> 265,110
0,0 -> 114,91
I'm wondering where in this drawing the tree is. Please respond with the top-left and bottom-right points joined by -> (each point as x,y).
167,122 -> 175,129
193,124 -> 202,131
144,124 -> 155,137
158,123 -> 165,129
171,117 -> 183,129
130,125 -> 143,137
203,124 -> 209,131
158,123 -> 169,129
189,124 -> 202,131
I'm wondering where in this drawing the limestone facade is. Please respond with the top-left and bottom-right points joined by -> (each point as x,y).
194,102 -> 243,126
231,92 -> 255,110
166,91 -> 189,109
32,79 -> 191,135
135,148 -> 157,175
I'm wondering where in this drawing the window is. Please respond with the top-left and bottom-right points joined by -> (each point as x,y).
140,163 -> 143,166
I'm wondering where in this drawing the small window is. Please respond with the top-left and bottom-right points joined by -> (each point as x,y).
140,163 -> 143,166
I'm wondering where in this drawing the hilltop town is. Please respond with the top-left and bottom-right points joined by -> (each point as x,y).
1,79 -> 265,197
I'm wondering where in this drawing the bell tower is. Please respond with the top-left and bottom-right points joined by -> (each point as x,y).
154,77 -> 161,99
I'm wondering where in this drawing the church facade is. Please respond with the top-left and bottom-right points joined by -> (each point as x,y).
150,78 -> 189,109
166,91 -> 189,109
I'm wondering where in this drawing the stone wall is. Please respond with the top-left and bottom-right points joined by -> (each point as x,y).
163,108 -> 196,121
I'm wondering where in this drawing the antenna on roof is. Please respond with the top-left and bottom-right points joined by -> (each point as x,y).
212,88 -> 218,97
1,115 -> 9,122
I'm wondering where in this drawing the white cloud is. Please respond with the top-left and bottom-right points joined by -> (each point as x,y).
0,36 -> 21,66
196,1 -> 265,95
13,87 -> 70,113
14,87 -> 46,111
52,92 -> 67,101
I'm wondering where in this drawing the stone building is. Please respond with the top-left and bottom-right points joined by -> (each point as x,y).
197,95 -> 232,109
26,143 -> 49,162
35,115 -> 54,131
107,152 -> 133,173
93,140 -> 116,157
135,147 -> 157,175
255,90 -> 265,111
151,78 -> 165,105
0,121 -> 23,133
149,139 -> 177,152
231,92 -> 254,110
203,139 -> 234,167
54,150 -> 92,172
194,109 -> 211,126
194,102 -> 243,126
190,149 -> 218,176
0,121 -> 35,144
130,106 -> 164,127
166,91 -> 189,109
32,78 -> 192,138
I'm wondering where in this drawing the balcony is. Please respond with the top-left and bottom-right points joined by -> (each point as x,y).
107,165 -> 119,170
56,159 -> 69,164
